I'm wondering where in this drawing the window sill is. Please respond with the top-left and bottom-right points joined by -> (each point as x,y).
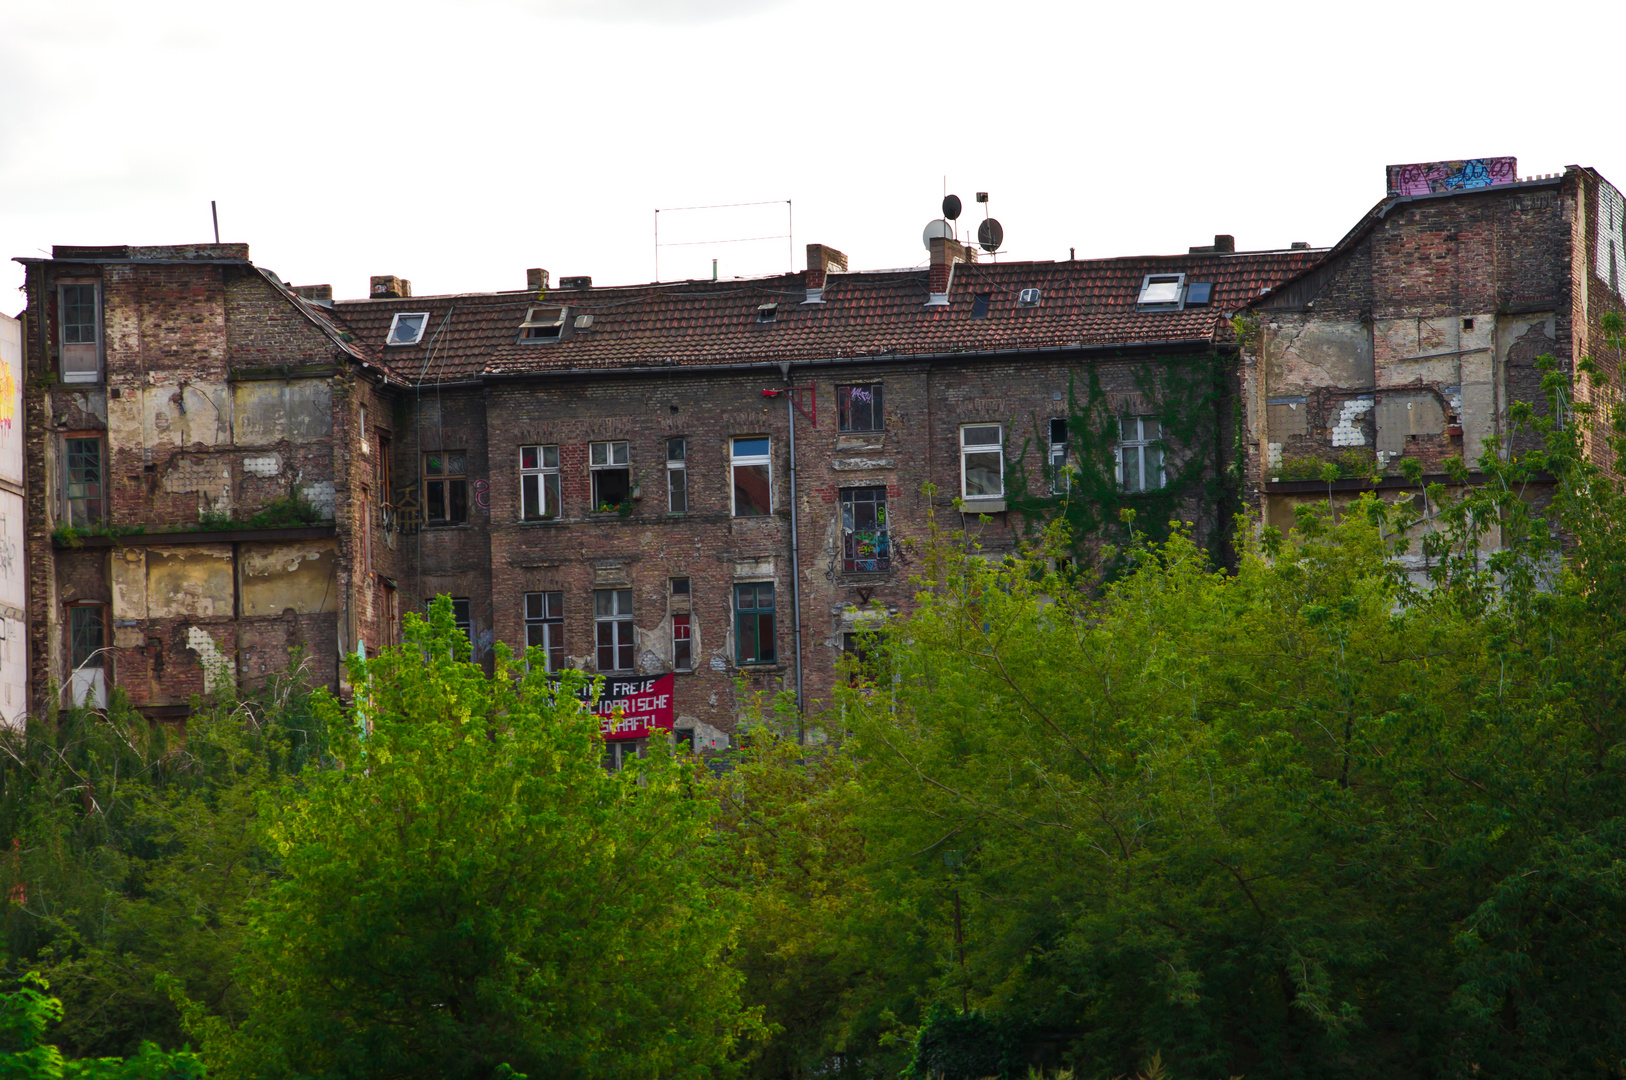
960,498 -> 1007,514
423,522 -> 473,530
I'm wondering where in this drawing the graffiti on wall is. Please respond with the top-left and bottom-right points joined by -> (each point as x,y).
1386,157 -> 1517,198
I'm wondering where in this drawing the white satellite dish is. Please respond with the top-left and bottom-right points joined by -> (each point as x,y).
922,218 -> 954,249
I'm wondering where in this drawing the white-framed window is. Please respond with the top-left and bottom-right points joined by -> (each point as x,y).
731,436 -> 772,516
385,312 -> 429,346
1136,274 -> 1185,310
1048,418 -> 1070,493
595,588 -> 635,672
519,305 -> 568,342
521,445 -> 559,520
1118,416 -> 1165,493
524,591 -> 564,672
667,438 -> 688,514
58,281 -> 100,383
959,424 -> 1003,499
589,441 -> 630,512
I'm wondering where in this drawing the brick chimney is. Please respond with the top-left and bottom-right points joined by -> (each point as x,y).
370,275 -> 411,299
803,244 -> 848,304
1188,234 -> 1236,254
926,236 -> 974,307
293,284 -> 333,307
527,268 -> 549,292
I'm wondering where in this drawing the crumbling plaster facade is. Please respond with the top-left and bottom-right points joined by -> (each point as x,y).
1239,166 -> 1626,539
17,246 -> 396,716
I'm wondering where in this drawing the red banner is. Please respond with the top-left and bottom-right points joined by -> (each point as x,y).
574,673 -> 676,741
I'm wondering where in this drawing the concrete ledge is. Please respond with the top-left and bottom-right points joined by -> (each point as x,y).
53,524 -> 337,549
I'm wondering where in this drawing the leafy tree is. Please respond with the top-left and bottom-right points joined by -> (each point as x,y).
195,597 -> 759,1080
0,973 -> 203,1079
825,353 -> 1626,1078
711,692 -> 932,1080
0,667 -> 327,1058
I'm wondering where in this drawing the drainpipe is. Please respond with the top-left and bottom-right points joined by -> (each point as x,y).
779,360 -> 805,743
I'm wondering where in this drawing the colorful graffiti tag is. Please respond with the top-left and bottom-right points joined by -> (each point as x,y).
1386,157 -> 1517,198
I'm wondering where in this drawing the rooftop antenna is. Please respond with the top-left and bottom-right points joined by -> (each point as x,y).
974,191 -> 1002,259
211,200 -> 219,244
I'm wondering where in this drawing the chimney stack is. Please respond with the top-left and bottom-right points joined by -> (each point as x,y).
370,275 -> 411,299
293,284 -> 333,308
1188,234 -> 1236,254
926,236 -> 974,307
803,243 -> 848,303
527,268 -> 549,292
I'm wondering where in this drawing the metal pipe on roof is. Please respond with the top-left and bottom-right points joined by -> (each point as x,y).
780,360 -> 805,742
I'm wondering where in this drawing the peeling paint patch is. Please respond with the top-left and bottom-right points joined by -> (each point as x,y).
1331,397 -> 1374,447
240,540 -> 338,616
186,626 -> 231,693
1268,442 -> 1283,470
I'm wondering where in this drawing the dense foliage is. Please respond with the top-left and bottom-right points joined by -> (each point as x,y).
5,353 -> 1626,1078
0,974 -> 203,1079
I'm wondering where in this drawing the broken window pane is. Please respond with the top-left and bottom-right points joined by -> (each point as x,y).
65,438 -> 104,528
837,384 -> 884,432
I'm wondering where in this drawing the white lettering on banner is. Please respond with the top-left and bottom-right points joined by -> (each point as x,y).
1598,180 -> 1626,299
560,672 -> 677,741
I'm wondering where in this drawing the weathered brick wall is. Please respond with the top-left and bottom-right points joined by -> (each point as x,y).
1245,178 -> 1577,531
24,254 -> 357,714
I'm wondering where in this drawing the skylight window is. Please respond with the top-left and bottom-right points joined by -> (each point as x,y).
386,312 -> 429,346
1137,274 -> 1186,310
1184,282 -> 1214,306
519,306 -> 568,342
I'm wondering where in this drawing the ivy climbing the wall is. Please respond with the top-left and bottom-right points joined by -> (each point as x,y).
1003,353 -> 1234,567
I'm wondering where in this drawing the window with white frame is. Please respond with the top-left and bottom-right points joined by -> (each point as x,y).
521,445 -> 559,520
524,591 -> 564,672
1048,418 -> 1070,493
385,312 -> 429,346
59,282 -> 100,382
731,436 -> 771,516
1118,417 -> 1164,493
590,441 -> 630,512
594,588 -> 635,672
519,306 -> 567,342
667,438 -> 688,513
959,424 -> 1003,499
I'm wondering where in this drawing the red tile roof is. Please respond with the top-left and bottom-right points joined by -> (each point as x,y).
328,249 -> 1324,382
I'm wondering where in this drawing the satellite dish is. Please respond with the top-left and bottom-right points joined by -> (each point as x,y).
942,194 -> 962,221
922,218 -> 954,250
977,218 -> 1004,253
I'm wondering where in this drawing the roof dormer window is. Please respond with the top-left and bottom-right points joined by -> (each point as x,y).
756,303 -> 779,324
519,305 -> 568,342
1137,274 -> 1186,311
385,312 -> 429,346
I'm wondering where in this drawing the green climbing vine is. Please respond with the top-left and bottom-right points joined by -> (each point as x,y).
1004,352 -> 1234,567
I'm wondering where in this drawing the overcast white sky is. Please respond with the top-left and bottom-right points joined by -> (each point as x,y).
2,0 -> 1621,307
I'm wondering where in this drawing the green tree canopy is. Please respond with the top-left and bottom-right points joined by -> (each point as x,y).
196,598 -> 760,1080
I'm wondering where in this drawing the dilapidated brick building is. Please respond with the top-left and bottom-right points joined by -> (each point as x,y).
1240,159 -> 1626,543
37,158 -> 1617,745
15,232 -> 1322,742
